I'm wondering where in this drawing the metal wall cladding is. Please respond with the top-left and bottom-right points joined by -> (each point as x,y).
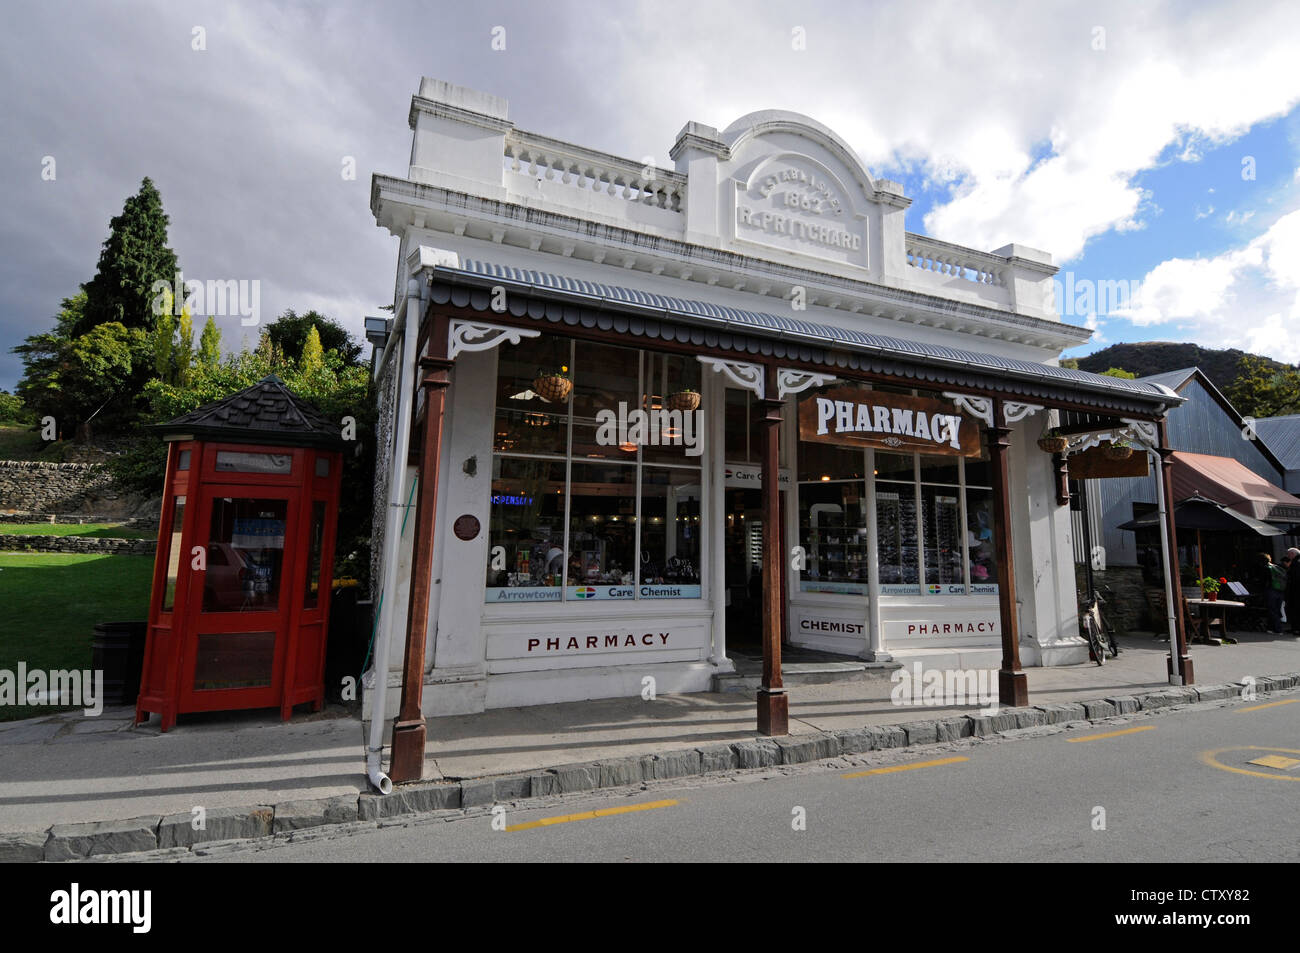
1097,377 -> 1287,566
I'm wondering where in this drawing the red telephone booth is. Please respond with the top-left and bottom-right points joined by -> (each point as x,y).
136,375 -> 344,731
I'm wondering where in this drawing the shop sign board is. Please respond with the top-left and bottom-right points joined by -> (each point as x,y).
798,388 -> 982,457
724,464 -> 792,488
884,617 -> 1001,638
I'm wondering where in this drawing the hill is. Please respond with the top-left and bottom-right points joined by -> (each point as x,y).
1075,342 -> 1292,393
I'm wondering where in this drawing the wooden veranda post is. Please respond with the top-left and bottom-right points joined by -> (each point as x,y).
389,312 -> 453,782
989,398 -> 1028,707
756,364 -> 788,736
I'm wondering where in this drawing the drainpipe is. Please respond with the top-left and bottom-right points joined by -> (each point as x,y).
366,275 -> 424,794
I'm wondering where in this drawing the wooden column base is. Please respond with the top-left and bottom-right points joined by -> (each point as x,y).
1167,655 -> 1195,685
388,719 -> 427,783
998,669 -> 1028,708
757,689 -> 789,736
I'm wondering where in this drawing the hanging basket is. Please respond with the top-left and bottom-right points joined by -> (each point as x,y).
1104,443 -> 1133,460
666,390 -> 701,412
532,374 -> 572,403
1037,435 -> 1069,454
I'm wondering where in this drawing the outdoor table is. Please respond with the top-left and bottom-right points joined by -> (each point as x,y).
1185,598 -> 1245,645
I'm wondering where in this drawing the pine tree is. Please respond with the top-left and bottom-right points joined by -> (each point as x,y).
198,317 -> 222,368
78,177 -> 180,335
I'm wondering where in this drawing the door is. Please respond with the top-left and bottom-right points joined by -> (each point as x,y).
724,488 -> 763,650
178,485 -> 299,714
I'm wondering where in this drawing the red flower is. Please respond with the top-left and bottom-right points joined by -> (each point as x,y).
1218,577 -> 1228,584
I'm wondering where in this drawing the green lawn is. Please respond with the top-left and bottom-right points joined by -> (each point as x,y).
0,552 -> 154,721
0,523 -> 156,540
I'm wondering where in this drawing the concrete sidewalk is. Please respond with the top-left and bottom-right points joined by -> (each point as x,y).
2,630 -> 1297,842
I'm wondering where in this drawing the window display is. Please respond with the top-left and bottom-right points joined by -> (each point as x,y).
486,334 -> 703,603
796,388 -> 998,598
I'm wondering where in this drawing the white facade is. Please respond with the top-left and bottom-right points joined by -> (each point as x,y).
364,77 -> 1147,720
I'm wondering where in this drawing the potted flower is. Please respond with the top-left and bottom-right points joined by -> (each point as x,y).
1104,436 -> 1133,460
532,368 -> 573,403
1037,428 -> 1069,454
1198,576 -> 1222,601
667,387 -> 701,412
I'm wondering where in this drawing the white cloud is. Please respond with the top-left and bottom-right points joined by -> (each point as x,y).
1119,207 -> 1300,362
594,2 -> 1300,266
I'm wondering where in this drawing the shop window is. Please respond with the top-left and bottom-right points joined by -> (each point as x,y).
570,342 -> 640,460
567,462 -> 637,599
493,334 -> 570,456
639,466 -> 702,596
202,498 -> 288,612
161,497 -> 186,611
920,455 -> 963,589
794,387 -> 998,597
488,335 -> 703,603
485,458 -> 565,602
965,449 -> 997,592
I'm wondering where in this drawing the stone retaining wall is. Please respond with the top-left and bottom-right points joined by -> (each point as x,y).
0,535 -> 155,556
0,513 -> 158,530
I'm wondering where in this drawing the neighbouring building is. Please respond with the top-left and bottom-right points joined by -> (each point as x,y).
362,77 -> 1188,737
1087,368 -> 1300,572
1254,414 -> 1300,495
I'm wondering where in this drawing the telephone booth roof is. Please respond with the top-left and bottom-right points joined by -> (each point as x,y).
154,375 -> 345,450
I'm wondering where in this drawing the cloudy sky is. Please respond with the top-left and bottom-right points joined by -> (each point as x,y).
4,0 -> 1300,391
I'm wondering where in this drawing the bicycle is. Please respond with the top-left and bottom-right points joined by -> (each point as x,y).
1080,592 -> 1107,666
1095,584 -> 1120,658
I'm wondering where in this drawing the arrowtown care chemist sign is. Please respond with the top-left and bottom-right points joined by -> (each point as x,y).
798,387 -> 981,456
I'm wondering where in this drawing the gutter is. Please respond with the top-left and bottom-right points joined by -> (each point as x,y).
365,276 -> 426,795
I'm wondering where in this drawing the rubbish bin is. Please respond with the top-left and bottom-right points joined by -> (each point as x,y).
91,621 -> 148,707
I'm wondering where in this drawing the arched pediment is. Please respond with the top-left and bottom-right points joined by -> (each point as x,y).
722,109 -> 880,203
721,112 -> 881,268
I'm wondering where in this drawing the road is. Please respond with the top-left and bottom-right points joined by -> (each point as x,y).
197,696 -> 1299,863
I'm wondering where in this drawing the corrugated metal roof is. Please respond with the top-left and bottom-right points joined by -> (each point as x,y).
428,259 -> 1183,414
1136,367 -> 1198,391
1256,415 -> 1300,470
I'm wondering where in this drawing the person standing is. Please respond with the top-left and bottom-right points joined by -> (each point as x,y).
1286,548 -> 1300,637
1261,552 -> 1285,634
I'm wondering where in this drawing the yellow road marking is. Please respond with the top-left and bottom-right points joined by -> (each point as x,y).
1200,746 -> 1300,783
1066,725 -> 1156,743
843,756 -> 968,778
1237,698 -> 1300,713
1246,755 -> 1300,770
505,799 -> 678,832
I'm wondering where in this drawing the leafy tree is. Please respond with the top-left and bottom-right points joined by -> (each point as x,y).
265,309 -> 363,366
1224,354 -> 1300,419
77,177 -> 180,335
1060,358 -> 1080,370
1101,367 -> 1136,379
197,317 -> 222,369
300,324 -> 325,375
14,321 -> 150,439
0,391 -> 29,424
